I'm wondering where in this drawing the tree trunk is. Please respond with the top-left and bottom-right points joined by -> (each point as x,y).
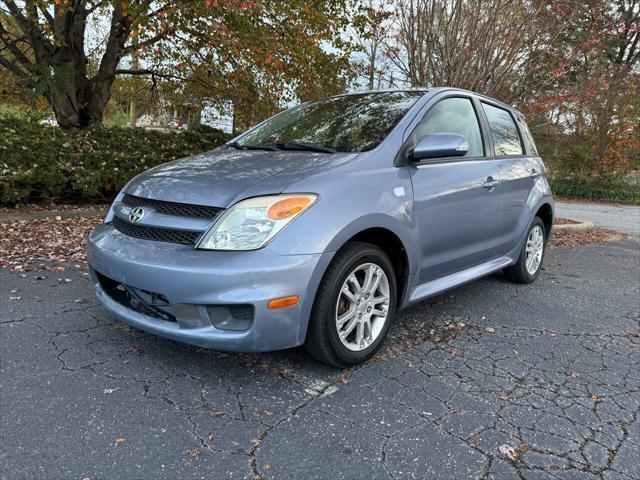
11,2 -> 132,129
46,71 -> 118,129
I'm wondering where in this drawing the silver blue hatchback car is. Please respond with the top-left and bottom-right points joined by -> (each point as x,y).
88,88 -> 553,367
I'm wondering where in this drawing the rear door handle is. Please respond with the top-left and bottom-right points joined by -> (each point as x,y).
483,177 -> 499,189
530,168 -> 541,178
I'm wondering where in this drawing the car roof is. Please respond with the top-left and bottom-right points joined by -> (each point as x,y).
338,87 -> 518,114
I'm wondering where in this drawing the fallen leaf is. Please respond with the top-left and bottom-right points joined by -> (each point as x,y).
115,436 -> 126,446
250,438 -> 261,448
571,372 -> 579,378
103,388 -> 119,395
499,444 -> 519,461
592,394 -> 602,404
185,448 -> 201,459
265,410 -> 275,416
498,392 -> 509,401
207,433 -> 215,441
210,410 -> 223,417
126,346 -> 143,356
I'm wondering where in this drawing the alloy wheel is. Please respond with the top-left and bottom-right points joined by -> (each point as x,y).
525,225 -> 544,275
335,262 -> 390,352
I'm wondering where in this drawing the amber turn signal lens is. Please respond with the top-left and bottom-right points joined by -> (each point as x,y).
267,296 -> 299,310
267,197 -> 312,221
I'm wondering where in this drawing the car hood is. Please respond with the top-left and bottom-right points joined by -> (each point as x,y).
125,148 -> 357,207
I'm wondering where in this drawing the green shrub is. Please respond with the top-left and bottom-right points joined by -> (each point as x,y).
550,179 -> 640,204
0,118 -> 231,205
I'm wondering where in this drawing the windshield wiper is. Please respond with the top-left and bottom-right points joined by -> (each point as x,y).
275,142 -> 337,154
227,141 -> 279,151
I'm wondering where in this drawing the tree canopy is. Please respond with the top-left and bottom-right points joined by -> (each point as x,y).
0,0 -> 357,129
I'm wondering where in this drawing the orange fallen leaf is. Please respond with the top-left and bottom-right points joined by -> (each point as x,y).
115,436 -> 125,446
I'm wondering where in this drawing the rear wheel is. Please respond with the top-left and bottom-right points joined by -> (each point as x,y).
305,241 -> 397,368
503,217 -> 546,283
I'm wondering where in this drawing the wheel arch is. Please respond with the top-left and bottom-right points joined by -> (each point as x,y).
535,202 -> 554,241
336,227 -> 411,307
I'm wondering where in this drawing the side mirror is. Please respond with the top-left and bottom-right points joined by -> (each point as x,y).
411,133 -> 469,160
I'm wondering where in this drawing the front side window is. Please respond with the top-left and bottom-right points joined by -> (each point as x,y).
482,103 -> 524,156
237,91 -> 424,153
411,97 -> 484,157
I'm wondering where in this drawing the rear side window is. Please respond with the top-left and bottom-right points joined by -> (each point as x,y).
412,97 -> 484,157
515,113 -> 538,155
482,103 -> 523,156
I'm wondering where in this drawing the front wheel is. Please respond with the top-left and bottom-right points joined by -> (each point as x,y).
305,241 -> 397,368
503,217 -> 547,283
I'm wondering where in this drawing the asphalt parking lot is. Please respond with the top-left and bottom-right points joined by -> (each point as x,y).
1,237 -> 639,480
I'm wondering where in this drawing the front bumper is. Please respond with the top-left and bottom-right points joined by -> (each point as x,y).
88,223 -> 332,352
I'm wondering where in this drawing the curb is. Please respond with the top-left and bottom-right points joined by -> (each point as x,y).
553,220 -> 596,233
0,208 -> 106,223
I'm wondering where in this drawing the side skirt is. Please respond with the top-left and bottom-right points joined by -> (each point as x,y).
405,256 -> 513,306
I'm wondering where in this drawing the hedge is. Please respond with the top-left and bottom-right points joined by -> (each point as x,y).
550,179 -> 640,204
2,117 -> 638,206
0,118 -> 231,205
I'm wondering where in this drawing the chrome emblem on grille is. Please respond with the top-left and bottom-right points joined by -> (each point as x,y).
129,206 -> 145,223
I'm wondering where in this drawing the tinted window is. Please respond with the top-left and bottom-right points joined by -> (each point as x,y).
412,97 -> 483,157
515,113 -> 538,155
482,103 -> 523,156
237,92 -> 423,153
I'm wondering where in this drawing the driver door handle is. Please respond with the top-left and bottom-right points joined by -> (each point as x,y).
483,177 -> 499,189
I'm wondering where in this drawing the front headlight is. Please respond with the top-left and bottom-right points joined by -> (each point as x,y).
197,194 -> 318,251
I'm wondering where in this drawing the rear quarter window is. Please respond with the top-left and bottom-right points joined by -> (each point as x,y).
481,103 -> 524,156
515,113 -> 539,156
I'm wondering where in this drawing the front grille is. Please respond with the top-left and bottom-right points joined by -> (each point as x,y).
122,193 -> 222,219
112,216 -> 200,245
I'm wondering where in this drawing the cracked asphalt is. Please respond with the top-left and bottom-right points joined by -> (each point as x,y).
1,239 -> 639,480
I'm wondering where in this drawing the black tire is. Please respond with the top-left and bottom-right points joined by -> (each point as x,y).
305,241 -> 397,368
503,216 -> 546,284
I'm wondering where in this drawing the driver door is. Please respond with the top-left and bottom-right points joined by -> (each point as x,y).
407,95 -> 501,285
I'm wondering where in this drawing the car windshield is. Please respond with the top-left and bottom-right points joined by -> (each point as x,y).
235,91 -> 424,153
